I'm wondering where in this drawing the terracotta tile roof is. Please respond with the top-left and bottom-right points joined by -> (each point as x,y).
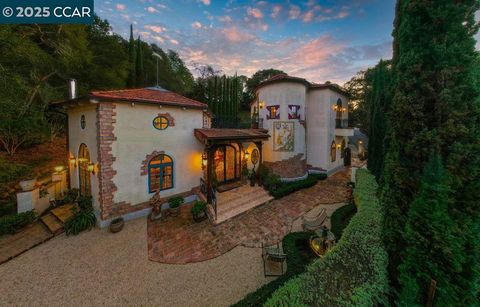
194,128 -> 270,142
90,86 -> 207,109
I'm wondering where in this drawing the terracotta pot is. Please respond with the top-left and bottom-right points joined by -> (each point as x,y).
19,179 -> 36,191
109,218 -> 124,233
170,206 -> 180,217
193,210 -> 207,223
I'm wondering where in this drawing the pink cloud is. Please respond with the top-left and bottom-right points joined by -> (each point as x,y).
146,6 -> 157,13
192,21 -> 202,29
170,39 -> 179,45
198,0 -> 210,5
247,7 -> 263,19
222,27 -> 255,43
144,25 -> 166,33
116,4 -> 126,11
271,5 -> 282,18
303,10 -> 314,23
288,5 -> 301,20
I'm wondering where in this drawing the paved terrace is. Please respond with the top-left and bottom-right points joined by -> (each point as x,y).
148,169 -> 350,264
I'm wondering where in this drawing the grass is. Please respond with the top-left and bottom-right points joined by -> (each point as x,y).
330,202 -> 357,240
232,232 -> 316,307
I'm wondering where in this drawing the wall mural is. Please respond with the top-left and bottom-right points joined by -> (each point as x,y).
273,121 -> 294,152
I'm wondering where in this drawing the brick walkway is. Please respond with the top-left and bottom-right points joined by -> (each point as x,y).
147,169 -> 351,264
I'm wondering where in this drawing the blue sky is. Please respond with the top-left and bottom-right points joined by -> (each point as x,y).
94,1 -> 419,84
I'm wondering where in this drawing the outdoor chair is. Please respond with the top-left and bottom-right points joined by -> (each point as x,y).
302,208 -> 327,231
262,242 -> 287,277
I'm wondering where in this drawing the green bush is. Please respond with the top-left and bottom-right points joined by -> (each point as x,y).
0,210 -> 37,235
309,172 -> 327,181
191,200 -> 207,216
232,232 -> 316,307
168,196 -> 184,209
269,175 -> 319,199
330,203 -> 357,240
0,201 -> 16,217
0,158 -> 34,184
64,196 -> 96,236
265,169 -> 389,306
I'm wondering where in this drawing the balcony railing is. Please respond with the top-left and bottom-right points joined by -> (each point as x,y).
335,118 -> 350,129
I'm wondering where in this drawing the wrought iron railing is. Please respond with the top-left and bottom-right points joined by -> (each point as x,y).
211,186 -> 217,217
200,177 -> 207,195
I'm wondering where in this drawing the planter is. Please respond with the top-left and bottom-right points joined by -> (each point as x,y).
19,179 -> 37,191
109,217 -> 124,233
170,206 -> 180,217
193,210 -> 207,223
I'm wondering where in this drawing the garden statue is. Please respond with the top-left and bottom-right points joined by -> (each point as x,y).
150,190 -> 163,221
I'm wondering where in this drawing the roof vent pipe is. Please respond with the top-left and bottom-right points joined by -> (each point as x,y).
68,79 -> 77,99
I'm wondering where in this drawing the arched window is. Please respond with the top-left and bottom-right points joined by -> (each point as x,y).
340,139 -> 346,158
78,143 -> 91,196
153,116 -> 169,130
148,154 -> 173,192
336,99 -> 342,118
331,141 -> 336,162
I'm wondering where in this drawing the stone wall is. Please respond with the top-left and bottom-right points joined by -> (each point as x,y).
263,154 -> 307,179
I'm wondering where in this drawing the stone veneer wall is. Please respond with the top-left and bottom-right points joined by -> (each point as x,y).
263,154 -> 308,179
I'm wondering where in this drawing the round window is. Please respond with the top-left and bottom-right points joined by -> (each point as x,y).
153,116 -> 169,130
80,115 -> 86,130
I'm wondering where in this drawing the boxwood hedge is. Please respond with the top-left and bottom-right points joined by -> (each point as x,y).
264,169 -> 389,306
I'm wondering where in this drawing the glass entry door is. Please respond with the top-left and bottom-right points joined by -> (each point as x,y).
214,145 -> 240,185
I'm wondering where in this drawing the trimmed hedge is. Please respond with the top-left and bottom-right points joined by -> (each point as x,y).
232,232 -> 316,307
0,210 -> 37,235
330,203 -> 357,240
265,169 -> 389,306
269,175 -> 322,199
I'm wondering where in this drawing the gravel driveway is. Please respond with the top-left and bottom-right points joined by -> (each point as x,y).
0,217 -> 272,307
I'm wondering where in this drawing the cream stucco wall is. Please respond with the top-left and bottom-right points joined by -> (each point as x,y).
256,82 -> 307,163
68,104 -> 101,212
111,103 -> 204,206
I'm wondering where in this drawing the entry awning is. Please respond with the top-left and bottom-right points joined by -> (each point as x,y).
194,128 -> 270,144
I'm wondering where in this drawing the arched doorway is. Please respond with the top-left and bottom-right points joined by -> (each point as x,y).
213,144 -> 240,186
78,143 -> 91,196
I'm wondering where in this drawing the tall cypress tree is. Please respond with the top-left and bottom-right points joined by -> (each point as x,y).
135,36 -> 144,87
381,0 -> 480,303
127,24 -> 136,88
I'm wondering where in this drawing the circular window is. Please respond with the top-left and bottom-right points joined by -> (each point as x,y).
80,115 -> 86,130
153,116 -> 169,130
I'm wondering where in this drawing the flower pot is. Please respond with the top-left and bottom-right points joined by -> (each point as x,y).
109,217 -> 124,233
170,206 -> 180,217
193,210 -> 207,223
19,179 -> 37,191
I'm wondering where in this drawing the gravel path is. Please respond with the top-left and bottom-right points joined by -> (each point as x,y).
0,217 -> 273,307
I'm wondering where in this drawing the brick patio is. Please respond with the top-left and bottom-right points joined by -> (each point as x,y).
147,169 -> 351,264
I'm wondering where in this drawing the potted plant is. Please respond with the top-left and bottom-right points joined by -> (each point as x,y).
249,170 -> 256,187
191,200 -> 207,222
168,196 -> 184,217
110,217 -> 124,233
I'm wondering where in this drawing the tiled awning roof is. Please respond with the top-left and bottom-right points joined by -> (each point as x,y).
194,128 -> 270,144
90,86 -> 207,109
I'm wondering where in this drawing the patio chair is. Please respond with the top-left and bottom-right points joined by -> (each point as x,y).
262,242 -> 287,277
302,208 -> 327,231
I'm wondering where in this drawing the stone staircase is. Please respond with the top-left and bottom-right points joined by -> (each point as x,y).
213,185 -> 274,225
39,204 -> 76,236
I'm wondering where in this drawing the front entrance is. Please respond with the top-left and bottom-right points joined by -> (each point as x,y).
78,143 -> 91,196
213,144 -> 241,186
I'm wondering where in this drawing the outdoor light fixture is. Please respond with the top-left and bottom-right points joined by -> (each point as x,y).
337,144 -> 341,149
54,165 -> 64,173
201,152 -> 208,169
259,100 -> 265,109
69,157 -> 77,167
244,151 -> 250,160
87,162 -> 96,174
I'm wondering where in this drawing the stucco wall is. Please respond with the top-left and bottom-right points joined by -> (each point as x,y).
256,82 -> 307,163
111,103 -> 204,206
68,105 -> 101,211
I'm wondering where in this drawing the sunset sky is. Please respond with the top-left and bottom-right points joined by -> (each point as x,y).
95,0 -> 479,84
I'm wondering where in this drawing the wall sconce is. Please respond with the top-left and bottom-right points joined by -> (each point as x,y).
342,107 -> 347,112
201,152 -> 208,170
359,141 -> 363,145
69,157 -> 77,167
54,165 -> 64,173
333,105 -> 338,111
259,100 -> 265,109
337,144 -> 341,149
87,162 -> 96,175
244,150 -> 250,160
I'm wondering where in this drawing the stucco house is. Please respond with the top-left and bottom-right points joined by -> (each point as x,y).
57,74 -> 352,226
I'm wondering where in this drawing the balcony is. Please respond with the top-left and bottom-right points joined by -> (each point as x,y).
335,118 -> 354,136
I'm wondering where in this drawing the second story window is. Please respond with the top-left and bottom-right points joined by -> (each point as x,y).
266,105 -> 280,120
288,105 -> 300,119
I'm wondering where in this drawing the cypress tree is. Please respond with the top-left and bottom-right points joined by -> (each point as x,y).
135,36 -> 144,87
127,24 -> 136,88
381,0 -> 480,303
398,154 -> 463,305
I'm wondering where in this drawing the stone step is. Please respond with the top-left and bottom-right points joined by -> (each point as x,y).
216,186 -> 269,204
217,190 -> 271,214
40,213 -> 64,235
215,194 -> 274,225
50,204 -> 76,223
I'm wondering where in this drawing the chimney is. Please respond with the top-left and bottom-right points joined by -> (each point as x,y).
68,79 -> 77,99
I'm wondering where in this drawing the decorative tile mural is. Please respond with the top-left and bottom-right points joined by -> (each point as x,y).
273,121 -> 294,152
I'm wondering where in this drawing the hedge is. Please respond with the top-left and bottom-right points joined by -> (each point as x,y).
330,203 -> 357,240
265,169 -> 389,306
269,175 -> 322,199
0,210 -> 37,235
232,232 -> 316,307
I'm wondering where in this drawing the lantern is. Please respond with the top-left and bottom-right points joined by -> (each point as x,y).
201,152 -> 208,169
244,150 -> 250,160
259,100 -> 265,109
87,162 -> 96,174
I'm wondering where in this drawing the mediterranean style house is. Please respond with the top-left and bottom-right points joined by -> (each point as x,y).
56,74 -> 352,226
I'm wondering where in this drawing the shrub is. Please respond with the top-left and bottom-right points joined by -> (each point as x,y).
0,201 -> 16,217
232,232 -> 316,307
64,196 -> 96,236
330,203 -> 357,240
265,169 -> 389,306
191,200 -> 207,216
168,196 -> 184,209
0,158 -> 34,184
309,172 -> 327,181
0,210 -> 37,235
269,175 -> 319,199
